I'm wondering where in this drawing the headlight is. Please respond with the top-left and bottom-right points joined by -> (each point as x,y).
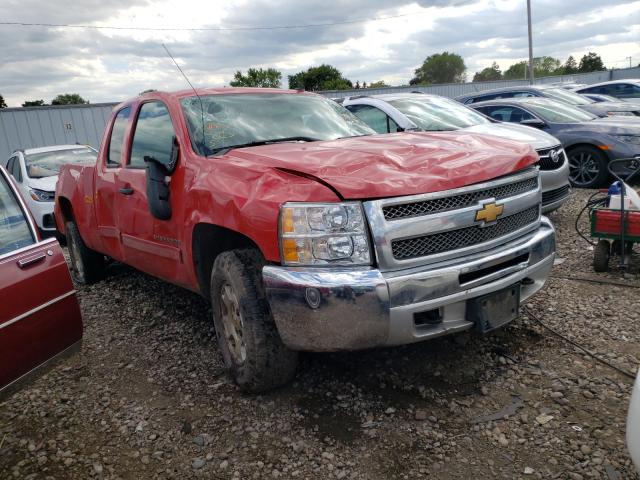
279,202 -> 371,266
607,111 -> 635,117
613,135 -> 640,146
29,189 -> 55,202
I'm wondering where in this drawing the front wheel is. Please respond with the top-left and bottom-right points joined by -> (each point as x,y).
210,249 -> 298,393
567,146 -> 609,189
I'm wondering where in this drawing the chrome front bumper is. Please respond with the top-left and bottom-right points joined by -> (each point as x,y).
263,217 -> 556,352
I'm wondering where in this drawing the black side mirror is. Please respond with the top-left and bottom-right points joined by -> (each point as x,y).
144,157 -> 171,220
520,118 -> 546,129
165,136 -> 179,174
143,136 -> 179,220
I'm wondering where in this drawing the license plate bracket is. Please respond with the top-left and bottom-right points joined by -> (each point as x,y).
467,283 -> 521,334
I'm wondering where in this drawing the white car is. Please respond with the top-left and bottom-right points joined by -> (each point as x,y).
341,93 -> 571,213
4,145 -> 97,234
574,79 -> 640,105
629,368 -> 640,472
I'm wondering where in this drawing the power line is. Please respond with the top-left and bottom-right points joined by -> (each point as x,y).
0,12 -> 414,32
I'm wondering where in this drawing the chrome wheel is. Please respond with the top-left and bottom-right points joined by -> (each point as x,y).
219,283 -> 247,364
568,150 -> 601,187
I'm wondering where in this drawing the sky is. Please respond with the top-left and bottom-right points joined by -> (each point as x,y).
1,0 -> 639,107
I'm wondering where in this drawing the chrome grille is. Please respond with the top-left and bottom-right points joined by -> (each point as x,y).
536,146 -> 564,171
391,206 -> 540,260
383,177 -> 538,220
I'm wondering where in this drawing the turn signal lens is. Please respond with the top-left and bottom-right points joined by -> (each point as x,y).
282,238 -> 300,263
282,208 -> 295,233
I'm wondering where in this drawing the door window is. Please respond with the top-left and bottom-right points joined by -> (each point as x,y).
346,104 -> 400,134
477,106 -> 535,123
388,116 -> 401,133
580,86 -> 606,95
10,157 -> 22,183
613,83 -> 640,99
129,102 -> 176,168
0,171 -> 35,255
107,107 -> 131,167
466,92 -> 502,104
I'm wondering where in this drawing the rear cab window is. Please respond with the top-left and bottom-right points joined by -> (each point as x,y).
0,170 -> 35,255
107,107 -> 131,167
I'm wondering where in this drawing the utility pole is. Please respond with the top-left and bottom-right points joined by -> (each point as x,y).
527,0 -> 534,84
628,56 -> 633,68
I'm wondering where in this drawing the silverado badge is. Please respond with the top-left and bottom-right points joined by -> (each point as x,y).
475,202 -> 504,225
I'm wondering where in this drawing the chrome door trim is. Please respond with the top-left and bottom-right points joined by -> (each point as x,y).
0,290 -> 77,331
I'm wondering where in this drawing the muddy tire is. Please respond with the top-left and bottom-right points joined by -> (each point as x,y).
210,249 -> 298,393
65,221 -> 104,284
593,239 -> 610,273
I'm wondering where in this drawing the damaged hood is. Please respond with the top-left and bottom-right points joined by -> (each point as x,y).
228,131 -> 538,199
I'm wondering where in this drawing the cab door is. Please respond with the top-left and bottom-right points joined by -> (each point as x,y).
0,166 -> 82,398
115,100 -> 186,281
94,106 -> 131,261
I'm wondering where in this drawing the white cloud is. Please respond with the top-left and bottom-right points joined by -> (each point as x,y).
1,0 -> 639,106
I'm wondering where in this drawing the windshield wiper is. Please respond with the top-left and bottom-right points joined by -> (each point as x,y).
336,133 -> 374,140
207,137 -> 321,156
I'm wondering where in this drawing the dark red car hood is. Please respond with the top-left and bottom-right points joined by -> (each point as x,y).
229,131 -> 538,199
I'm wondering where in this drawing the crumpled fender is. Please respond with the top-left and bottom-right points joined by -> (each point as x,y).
185,157 -> 339,263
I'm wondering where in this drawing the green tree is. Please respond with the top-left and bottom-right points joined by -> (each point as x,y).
503,57 -> 562,80
579,52 -> 605,73
534,56 -> 561,76
412,52 -> 466,85
51,93 -> 88,105
473,62 -> 502,82
503,61 -> 528,79
288,64 -> 353,91
368,80 -> 388,88
0,95 -> 6,108
562,55 -> 578,74
22,99 -> 46,107
229,68 -> 282,88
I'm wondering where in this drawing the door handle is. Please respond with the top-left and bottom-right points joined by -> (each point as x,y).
119,187 -> 134,195
17,252 -> 46,269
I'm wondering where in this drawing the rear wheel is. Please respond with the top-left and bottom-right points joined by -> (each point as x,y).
210,249 -> 298,393
567,146 -> 609,189
593,239 -> 610,273
65,221 -> 104,284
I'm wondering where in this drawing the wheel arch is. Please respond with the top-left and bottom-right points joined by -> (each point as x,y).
55,196 -> 75,234
564,142 -> 614,161
192,223 -> 264,299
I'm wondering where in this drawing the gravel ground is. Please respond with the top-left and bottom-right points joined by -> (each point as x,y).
1,189 -> 640,480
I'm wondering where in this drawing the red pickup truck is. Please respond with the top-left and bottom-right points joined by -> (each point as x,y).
55,88 -> 555,392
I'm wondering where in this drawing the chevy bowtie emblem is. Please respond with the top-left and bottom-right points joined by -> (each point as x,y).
475,202 -> 504,225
